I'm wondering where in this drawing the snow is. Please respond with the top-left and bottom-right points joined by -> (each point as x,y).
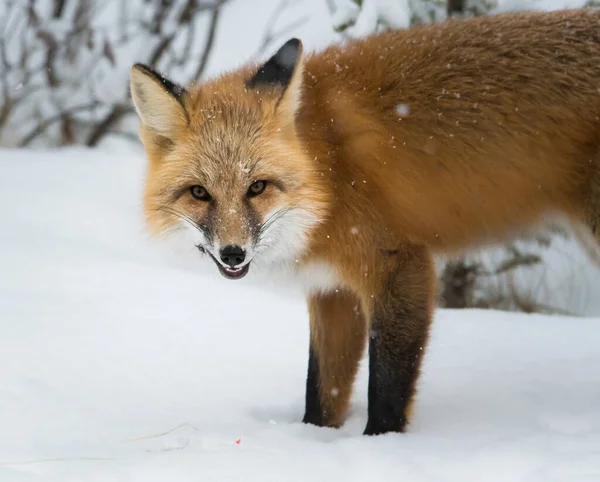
396,103 -> 411,117
331,0 -> 411,37
2,147 -> 600,481
494,0 -> 588,13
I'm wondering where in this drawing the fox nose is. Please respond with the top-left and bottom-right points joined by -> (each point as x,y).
220,245 -> 246,267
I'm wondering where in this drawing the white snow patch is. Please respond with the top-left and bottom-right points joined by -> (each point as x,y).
1,147 -> 600,481
332,0 -> 411,37
494,0 -> 588,12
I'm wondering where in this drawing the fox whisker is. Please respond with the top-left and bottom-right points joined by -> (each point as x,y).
149,206 -> 209,239
258,207 -> 293,241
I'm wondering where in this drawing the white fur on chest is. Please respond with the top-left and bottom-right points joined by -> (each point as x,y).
294,262 -> 341,294
257,261 -> 340,295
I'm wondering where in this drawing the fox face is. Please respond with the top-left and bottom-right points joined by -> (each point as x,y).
130,40 -> 329,279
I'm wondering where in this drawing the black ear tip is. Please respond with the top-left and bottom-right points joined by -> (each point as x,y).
284,38 -> 302,49
132,63 -> 151,75
275,38 -> 303,70
130,63 -> 186,101
246,38 -> 303,90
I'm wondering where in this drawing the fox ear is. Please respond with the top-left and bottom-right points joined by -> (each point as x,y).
247,38 -> 304,122
129,64 -> 188,140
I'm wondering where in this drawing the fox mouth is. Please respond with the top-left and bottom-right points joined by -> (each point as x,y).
204,249 -> 250,280
216,263 -> 250,280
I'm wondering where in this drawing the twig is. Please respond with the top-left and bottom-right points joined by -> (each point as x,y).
53,0 -> 66,18
448,0 -> 465,16
86,103 -> 131,147
149,33 -> 175,67
0,37 -> 11,128
191,4 -> 222,80
254,0 -> 300,57
19,101 -> 101,146
261,15 -> 310,54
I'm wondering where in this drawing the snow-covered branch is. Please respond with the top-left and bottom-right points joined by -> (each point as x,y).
0,0 -> 229,147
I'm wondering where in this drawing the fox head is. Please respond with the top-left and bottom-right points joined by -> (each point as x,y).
130,39 -> 329,280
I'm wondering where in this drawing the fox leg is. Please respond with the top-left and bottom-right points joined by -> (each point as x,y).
303,289 -> 367,427
363,244 -> 435,435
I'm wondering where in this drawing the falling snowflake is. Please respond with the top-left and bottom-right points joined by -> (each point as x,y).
395,103 -> 410,118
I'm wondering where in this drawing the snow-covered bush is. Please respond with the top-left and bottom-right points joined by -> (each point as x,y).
0,0 -> 227,147
328,0 -> 498,37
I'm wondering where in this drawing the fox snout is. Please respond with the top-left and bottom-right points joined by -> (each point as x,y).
201,236 -> 253,280
219,245 -> 246,267
201,243 -> 250,280
212,244 -> 249,280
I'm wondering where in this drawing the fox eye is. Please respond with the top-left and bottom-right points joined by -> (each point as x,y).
248,180 -> 267,197
190,185 -> 211,201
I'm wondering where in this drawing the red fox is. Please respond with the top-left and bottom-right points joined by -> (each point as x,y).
130,8 -> 600,435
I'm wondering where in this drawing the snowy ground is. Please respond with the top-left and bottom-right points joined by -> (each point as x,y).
1,148 -> 600,481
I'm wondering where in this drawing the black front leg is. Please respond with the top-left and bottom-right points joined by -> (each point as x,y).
363,246 -> 434,435
302,344 -> 324,426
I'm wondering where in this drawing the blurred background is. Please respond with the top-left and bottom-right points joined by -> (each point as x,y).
1,0 -> 599,316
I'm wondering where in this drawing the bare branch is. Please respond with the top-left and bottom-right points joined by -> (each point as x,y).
0,97 -> 13,130
493,251 -> 542,276
192,4 -> 222,80
86,104 -> 132,147
37,30 -> 60,87
254,0 -> 309,58
0,37 -> 11,127
1,0 -> 229,147
53,0 -> 66,18
148,33 -> 175,67
19,101 -> 101,146
439,259 -> 479,308
448,0 -> 465,16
